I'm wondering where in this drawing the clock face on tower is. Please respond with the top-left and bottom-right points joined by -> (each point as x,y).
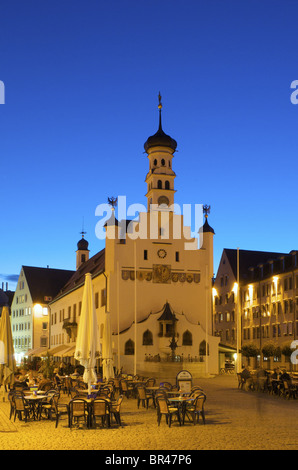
158,195 -> 169,206
157,249 -> 167,259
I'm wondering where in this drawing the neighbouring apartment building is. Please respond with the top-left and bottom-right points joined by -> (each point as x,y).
213,248 -> 298,370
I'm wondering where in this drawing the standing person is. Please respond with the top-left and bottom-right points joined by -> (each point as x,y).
241,366 -> 253,391
256,366 -> 267,391
271,368 -> 281,394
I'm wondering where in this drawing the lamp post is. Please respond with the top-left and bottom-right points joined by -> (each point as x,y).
235,247 -> 241,373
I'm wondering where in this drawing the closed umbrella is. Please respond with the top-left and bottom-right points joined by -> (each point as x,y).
0,306 -> 16,397
74,273 -> 99,394
102,311 -> 114,381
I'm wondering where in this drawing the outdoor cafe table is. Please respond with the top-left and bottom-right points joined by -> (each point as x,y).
24,394 -> 48,420
168,397 -> 195,425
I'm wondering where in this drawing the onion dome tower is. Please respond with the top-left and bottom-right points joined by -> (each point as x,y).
76,230 -> 90,270
144,93 -> 177,211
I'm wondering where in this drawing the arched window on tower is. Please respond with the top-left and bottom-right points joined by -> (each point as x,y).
161,158 -> 165,166
199,340 -> 209,356
124,339 -> 135,355
165,180 -> 170,190
154,159 -> 157,166
182,330 -> 192,346
143,329 -> 153,346
158,180 -> 162,189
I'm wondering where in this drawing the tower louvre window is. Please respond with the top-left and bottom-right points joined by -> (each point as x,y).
158,180 -> 162,189
165,180 -> 170,190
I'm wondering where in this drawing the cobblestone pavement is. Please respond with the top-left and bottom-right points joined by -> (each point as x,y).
0,375 -> 297,451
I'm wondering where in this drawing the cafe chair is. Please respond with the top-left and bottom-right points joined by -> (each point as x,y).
113,378 -> 121,395
62,376 -> 72,396
120,380 -> 134,398
184,393 -> 206,425
8,391 -> 16,420
13,394 -> 32,422
51,395 -> 69,428
110,395 -> 124,426
156,396 -> 181,428
91,398 -> 110,428
145,377 -> 156,387
69,387 -> 80,399
37,391 -> 60,420
282,380 -> 297,400
159,382 -> 173,390
68,398 -> 89,429
136,386 -> 154,409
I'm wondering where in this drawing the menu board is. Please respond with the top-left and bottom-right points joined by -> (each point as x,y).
176,370 -> 192,393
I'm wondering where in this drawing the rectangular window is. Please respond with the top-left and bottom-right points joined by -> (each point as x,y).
144,250 -> 148,260
95,293 -> 99,309
101,289 -> 107,307
175,252 -> 179,262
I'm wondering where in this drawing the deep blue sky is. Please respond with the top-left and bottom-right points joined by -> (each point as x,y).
0,0 -> 297,291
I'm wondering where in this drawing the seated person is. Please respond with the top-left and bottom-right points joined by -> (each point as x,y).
27,371 -> 37,387
71,367 -> 81,378
37,377 -> 52,391
280,369 -> 291,382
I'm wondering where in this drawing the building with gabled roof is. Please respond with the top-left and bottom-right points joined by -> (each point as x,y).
10,266 -> 74,361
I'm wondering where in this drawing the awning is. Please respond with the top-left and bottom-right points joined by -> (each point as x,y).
218,343 -> 237,354
40,345 -> 68,357
52,345 -> 72,357
26,347 -> 48,357
62,345 -> 76,357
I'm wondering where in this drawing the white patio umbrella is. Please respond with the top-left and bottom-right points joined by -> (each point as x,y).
0,306 -> 16,397
102,311 -> 114,381
74,273 -> 99,394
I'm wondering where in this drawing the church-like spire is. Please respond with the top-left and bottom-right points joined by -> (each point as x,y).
158,91 -> 162,131
144,93 -> 177,153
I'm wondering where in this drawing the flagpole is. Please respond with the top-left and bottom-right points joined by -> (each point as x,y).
117,261 -> 120,374
205,264 -> 209,376
134,241 -> 137,376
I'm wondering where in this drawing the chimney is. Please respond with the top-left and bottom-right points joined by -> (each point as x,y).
1,282 -> 4,290
6,282 -> 8,291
